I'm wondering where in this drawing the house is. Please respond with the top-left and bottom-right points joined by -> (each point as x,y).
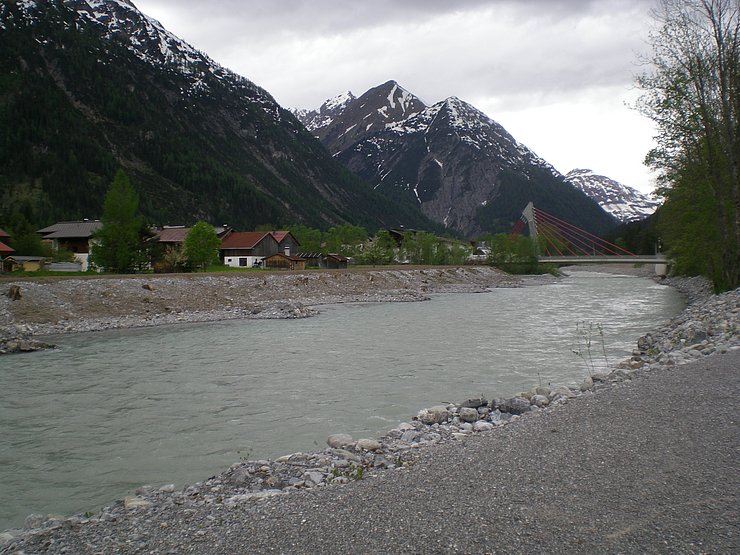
0,228 -> 14,271
154,225 -> 231,248
154,226 -> 191,248
263,252 -> 306,271
271,231 -> 301,257
220,232 -> 280,268
2,255 -> 47,272
38,220 -> 103,271
323,253 -> 349,269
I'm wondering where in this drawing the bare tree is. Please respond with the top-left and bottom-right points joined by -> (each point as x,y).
637,0 -> 739,289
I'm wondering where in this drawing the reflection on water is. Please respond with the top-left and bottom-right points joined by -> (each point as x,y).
0,271 -> 684,529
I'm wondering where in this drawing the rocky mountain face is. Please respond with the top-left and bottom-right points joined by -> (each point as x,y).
565,169 -> 662,224
297,81 -> 616,236
0,1 -> 436,231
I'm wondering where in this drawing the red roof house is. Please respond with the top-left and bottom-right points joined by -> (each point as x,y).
220,232 -> 280,267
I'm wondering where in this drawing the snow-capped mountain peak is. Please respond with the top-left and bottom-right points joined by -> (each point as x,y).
4,0 -> 280,118
565,169 -> 662,224
295,81 -> 616,236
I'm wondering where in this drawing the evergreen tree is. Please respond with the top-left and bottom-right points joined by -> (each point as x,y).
90,170 -> 143,273
184,221 -> 221,271
5,212 -> 48,256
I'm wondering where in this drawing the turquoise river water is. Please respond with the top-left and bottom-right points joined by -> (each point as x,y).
0,271 -> 685,530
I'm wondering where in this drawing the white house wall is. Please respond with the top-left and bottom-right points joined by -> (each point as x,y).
224,256 -> 263,268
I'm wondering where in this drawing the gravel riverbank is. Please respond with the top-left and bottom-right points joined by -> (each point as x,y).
0,267 -> 738,553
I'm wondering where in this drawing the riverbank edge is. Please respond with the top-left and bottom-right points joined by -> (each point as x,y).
0,266 -> 525,354
0,269 -> 737,551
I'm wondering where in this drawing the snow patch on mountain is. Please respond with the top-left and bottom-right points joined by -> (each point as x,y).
7,0 -> 279,119
566,169 -> 662,224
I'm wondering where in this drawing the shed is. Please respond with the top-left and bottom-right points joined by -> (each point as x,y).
0,239 -> 14,273
263,252 -> 306,271
297,252 -> 322,268
323,253 -> 349,269
3,255 -> 47,272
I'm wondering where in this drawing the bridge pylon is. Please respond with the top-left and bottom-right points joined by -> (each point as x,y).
521,201 -> 538,243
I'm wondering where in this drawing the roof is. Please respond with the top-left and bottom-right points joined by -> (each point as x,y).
325,253 -> 349,262
38,221 -> 102,239
264,252 -> 306,261
156,227 -> 190,243
5,255 -> 46,262
297,252 -> 323,258
0,241 -> 14,254
220,231 -> 274,249
270,231 -> 300,244
0,228 -> 9,239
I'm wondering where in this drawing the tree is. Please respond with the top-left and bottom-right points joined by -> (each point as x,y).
5,211 -> 48,256
636,0 -> 739,290
184,221 -> 221,271
288,224 -> 322,252
89,169 -> 143,273
324,224 -> 368,254
358,230 -> 395,265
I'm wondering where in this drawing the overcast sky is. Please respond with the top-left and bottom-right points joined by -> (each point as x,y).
133,0 -> 660,194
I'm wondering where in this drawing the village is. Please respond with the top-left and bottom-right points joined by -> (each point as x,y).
0,221 -> 353,274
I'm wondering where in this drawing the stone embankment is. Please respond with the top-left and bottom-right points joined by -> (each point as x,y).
0,266 -> 519,354
0,269 -> 737,553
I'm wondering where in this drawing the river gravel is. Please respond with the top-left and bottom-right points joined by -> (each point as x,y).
0,266 -> 738,554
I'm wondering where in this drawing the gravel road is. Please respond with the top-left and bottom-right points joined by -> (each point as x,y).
4,350 -> 737,554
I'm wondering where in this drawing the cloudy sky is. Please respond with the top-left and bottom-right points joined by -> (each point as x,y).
133,0 -> 660,194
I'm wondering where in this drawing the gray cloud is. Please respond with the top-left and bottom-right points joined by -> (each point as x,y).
133,0 -> 660,192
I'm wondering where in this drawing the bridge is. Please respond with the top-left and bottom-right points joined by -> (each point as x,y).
514,202 -> 669,275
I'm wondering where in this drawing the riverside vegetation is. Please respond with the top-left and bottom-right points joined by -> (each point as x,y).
0,268 -> 737,553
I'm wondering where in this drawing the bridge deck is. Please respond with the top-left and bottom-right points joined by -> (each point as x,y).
539,255 -> 668,264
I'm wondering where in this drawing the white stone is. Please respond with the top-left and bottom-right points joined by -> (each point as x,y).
417,405 -> 450,425
304,471 -> 325,486
327,433 -> 354,449
356,438 -> 382,451
472,421 -> 494,432
458,407 -> 479,422
123,496 -> 151,510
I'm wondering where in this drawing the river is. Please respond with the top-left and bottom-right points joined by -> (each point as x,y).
0,271 -> 684,530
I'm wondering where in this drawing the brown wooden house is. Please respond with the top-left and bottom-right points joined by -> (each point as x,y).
323,253 -> 349,269
270,231 -> 301,256
0,229 -> 14,272
263,252 -> 306,270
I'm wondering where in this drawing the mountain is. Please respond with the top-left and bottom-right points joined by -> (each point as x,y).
565,169 -> 662,224
0,1 -> 437,232
296,80 -> 617,237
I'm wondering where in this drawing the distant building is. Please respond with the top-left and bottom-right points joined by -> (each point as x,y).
220,231 -> 280,268
37,220 -> 103,271
220,230 -> 301,268
263,252 -> 306,271
0,230 -> 15,272
2,255 -> 47,272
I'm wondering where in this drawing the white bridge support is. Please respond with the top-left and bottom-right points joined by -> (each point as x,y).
522,201 -> 537,242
